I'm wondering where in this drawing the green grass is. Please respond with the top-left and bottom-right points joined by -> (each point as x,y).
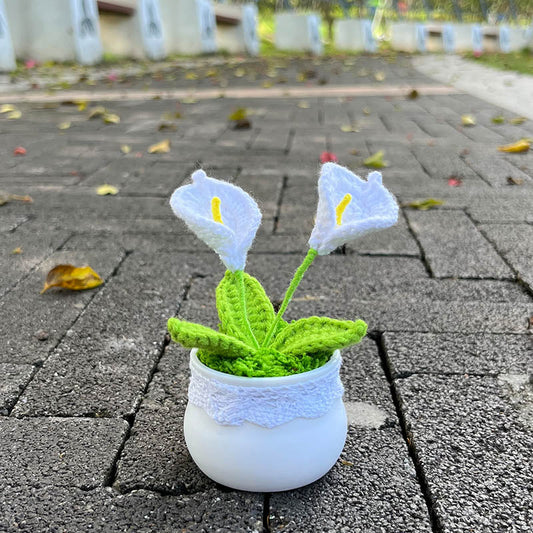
464,49 -> 533,76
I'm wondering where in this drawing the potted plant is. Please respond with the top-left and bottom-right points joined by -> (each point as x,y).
167,162 -> 398,492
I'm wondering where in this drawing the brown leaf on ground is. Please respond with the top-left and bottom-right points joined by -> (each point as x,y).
407,89 -> 419,99
148,139 -> 171,154
41,264 -> 103,294
0,191 -> 33,206
507,176 -> 524,185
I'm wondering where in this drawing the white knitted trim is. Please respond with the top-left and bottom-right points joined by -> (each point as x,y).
188,353 -> 344,429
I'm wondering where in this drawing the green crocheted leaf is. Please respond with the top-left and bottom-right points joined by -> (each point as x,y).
270,317 -> 367,357
168,318 -> 255,359
216,271 -> 276,345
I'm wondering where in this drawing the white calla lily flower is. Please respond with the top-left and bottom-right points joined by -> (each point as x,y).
170,169 -> 262,272
309,163 -> 399,255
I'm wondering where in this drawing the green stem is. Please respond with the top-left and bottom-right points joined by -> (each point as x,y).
235,269 -> 259,349
261,248 -> 318,348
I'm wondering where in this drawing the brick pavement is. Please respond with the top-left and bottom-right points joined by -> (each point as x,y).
0,56 -> 532,532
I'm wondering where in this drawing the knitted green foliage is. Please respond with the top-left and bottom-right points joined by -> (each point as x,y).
270,317 -> 368,357
216,270 -> 277,345
167,318 -> 254,359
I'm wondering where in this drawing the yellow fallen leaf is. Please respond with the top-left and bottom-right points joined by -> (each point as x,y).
461,114 -> 476,127
7,110 -> 22,119
266,69 -> 278,78
364,150 -> 388,168
148,139 -> 170,154
162,111 -> 182,121
75,100 -> 88,112
41,264 -> 103,294
234,67 -> 246,78
11,247 -> 22,254
262,80 -> 273,88
88,106 -> 106,118
491,115 -> 505,124
0,104 -> 15,113
374,71 -> 386,82
340,459 -> 354,466
185,72 -> 198,80
402,198 -> 444,210
363,107 -> 371,115
340,124 -> 359,133
120,144 -> 131,154
58,121 -> 71,130
498,139 -> 530,153
96,184 -> 119,195
509,116 -> 526,125
297,101 -> 310,109
228,108 -> 248,121
158,122 -> 177,131
103,113 -> 120,124
181,97 -> 198,104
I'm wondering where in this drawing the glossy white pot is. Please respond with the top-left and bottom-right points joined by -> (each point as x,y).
184,349 -> 347,492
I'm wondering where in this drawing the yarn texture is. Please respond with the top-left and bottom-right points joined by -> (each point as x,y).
308,163 -> 399,255
188,351 -> 344,427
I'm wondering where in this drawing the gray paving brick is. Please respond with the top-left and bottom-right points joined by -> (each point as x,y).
466,195 -> 533,224
270,428 -> 432,533
0,250 -> 125,365
383,332 -> 532,376
406,210 -> 513,279
0,364 -> 34,415
411,145 -> 481,182
0,486 -> 264,533
480,224 -> 533,293
0,418 -> 128,490
396,374 -> 533,532
0,230 -> 69,298
12,252 -> 201,418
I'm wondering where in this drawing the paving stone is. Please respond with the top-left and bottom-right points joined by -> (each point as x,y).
480,223 -> 533,292
0,230 -> 69,298
286,298 -> 532,335
411,145 -> 481,182
12,252 -> 206,418
0,486 -> 264,533
270,428 -> 432,533
383,332 -> 533,377
396,374 -> 533,532
0,417 -> 128,490
466,195 -> 533,224
0,364 -> 34,415
0,250 -> 125,365
0,215 -> 29,233
406,210 -> 513,279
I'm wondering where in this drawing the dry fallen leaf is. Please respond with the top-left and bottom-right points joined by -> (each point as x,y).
158,121 -> 177,131
363,107 -> 371,115
407,89 -> 419,99
491,115 -> 505,124
340,459 -> 354,467
120,144 -> 131,154
498,139 -> 530,153
262,80 -> 273,89
340,124 -> 360,133
374,71 -> 386,82
0,191 -> 33,206
402,198 -> 444,210
185,72 -> 198,80
234,67 -> 246,78
509,117 -> 526,125
103,113 -> 120,124
75,100 -> 88,112
461,114 -> 476,127
0,104 -> 15,113
7,109 -> 22,119
41,264 -> 103,294
162,111 -> 182,121
364,150 -> 388,169
297,101 -> 310,109
13,146 -> 26,156
58,121 -> 71,130
148,139 -> 171,154
11,247 -> 22,254
507,176 -> 524,185
96,184 -> 119,196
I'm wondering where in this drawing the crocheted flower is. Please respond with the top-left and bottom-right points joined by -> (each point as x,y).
308,163 -> 398,255
170,169 -> 262,271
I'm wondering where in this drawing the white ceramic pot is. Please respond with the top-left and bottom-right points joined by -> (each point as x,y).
184,349 -> 347,492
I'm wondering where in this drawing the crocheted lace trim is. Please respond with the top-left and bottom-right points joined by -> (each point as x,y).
188,357 -> 344,428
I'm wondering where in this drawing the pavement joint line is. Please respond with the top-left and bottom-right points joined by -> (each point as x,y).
375,332 -> 444,533
106,272 -> 197,490
401,209 -> 434,278
263,493 -> 271,533
7,249 -> 131,416
0,85 -> 463,104
272,175 -> 289,235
